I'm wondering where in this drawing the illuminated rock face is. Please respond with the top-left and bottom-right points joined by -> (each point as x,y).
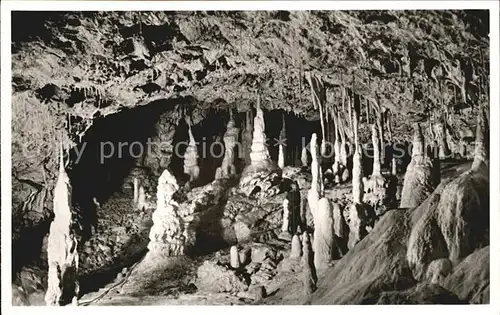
45,151 -> 79,306
148,170 -> 193,256
183,125 -> 200,183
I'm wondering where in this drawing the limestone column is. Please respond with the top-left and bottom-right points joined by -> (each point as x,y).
148,170 -> 193,256
45,146 -> 79,306
216,110 -> 240,179
183,123 -> 200,183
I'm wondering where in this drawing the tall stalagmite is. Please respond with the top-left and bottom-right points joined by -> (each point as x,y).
278,114 -> 286,169
400,123 -> 439,208
216,110 -> 240,179
183,123 -> 200,183
242,109 -> 254,166
45,145 -> 79,306
307,133 -> 323,219
148,170 -> 193,256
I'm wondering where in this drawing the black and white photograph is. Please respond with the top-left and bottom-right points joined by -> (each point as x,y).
1,1 -> 499,311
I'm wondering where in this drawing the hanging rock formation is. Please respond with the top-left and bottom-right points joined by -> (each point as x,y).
216,110 -> 240,179
183,123 -> 200,184
148,170 -> 194,256
400,123 -> 439,208
45,147 -> 79,306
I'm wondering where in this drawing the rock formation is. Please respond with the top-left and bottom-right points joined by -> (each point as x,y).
313,198 -> 340,271
247,94 -> 273,172
400,123 -> 439,208
307,133 -> 323,220
239,95 -> 280,196
148,170 -> 193,256
363,124 -> 391,207
278,114 -> 286,169
45,146 -> 79,306
278,198 -> 292,241
215,110 -> 240,179
290,234 -> 302,258
332,202 -> 349,253
302,232 -> 317,302
241,109 -> 254,166
183,122 -> 200,183
230,245 -> 240,269
301,145 -> 309,168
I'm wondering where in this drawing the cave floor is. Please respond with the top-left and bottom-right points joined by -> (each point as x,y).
18,160 -> 474,306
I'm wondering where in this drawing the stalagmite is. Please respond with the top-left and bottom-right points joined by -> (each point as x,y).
133,177 -> 139,204
45,145 -> 79,306
301,145 -> 309,168
230,245 -> 240,269
242,109 -> 253,166
136,185 -> 146,210
307,133 -> 323,219
338,112 -> 348,168
332,202 -> 349,254
400,123 -> 439,208
241,94 -> 277,176
436,121 -> 451,160
279,198 -> 292,240
363,125 -> 393,208
215,110 -> 240,179
301,232 -> 317,302
277,114 -> 286,169
313,197 -> 337,271
472,105 -> 488,170
290,234 -> 302,258
183,123 -> 200,183
352,144 -> 364,204
148,170 -> 193,256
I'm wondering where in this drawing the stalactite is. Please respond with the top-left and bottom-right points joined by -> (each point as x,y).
306,72 -> 327,157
